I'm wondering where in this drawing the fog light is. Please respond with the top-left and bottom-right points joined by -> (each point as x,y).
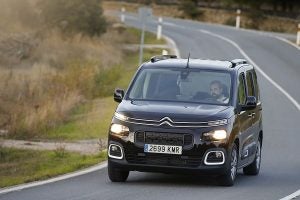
215,152 -> 222,158
108,144 -> 123,159
111,145 -> 118,152
204,151 -> 225,165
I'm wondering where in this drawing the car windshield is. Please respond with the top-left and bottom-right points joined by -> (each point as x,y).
128,68 -> 232,105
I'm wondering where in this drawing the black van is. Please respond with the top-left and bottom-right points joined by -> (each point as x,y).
107,55 -> 263,186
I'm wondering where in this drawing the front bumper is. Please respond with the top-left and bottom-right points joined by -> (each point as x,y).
108,136 -> 230,175
108,158 -> 227,175
107,115 -> 232,175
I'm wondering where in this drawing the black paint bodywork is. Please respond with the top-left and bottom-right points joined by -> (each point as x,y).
108,59 -> 263,175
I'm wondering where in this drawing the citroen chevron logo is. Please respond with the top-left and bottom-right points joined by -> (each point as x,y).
159,117 -> 173,126
159,117 -> 173,122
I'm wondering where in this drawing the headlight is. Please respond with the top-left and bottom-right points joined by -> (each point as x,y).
110,124 -> 129,136
202,130 -> 227,141
114,112 -> 128,121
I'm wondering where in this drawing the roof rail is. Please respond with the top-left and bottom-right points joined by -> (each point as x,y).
231,59 -> 247,68
150,55 -> 177,63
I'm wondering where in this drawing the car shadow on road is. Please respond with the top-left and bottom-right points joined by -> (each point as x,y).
108,170 -> 257,188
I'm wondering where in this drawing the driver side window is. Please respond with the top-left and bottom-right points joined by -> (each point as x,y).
238,73 -> 246,105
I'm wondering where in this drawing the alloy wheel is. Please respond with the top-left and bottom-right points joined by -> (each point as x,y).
230,147 -> 238,180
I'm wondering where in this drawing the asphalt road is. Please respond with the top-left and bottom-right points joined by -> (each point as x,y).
1,13 -> 300,200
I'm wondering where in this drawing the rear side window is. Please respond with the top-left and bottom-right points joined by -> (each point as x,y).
246,71 -> 255,97
252,71 -> 260,101
238,73 -> 246,105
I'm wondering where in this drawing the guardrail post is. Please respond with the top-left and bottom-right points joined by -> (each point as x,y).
121,7 -> 125,23
162,49 -> 168,55
297,23 -> 300,46
236,9 -> 241,29
157,17 -> 163,40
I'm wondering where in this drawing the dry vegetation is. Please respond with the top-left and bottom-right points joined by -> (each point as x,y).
0,0 -> 125,138
103,1 -> 299,34
103,1 -> 180,17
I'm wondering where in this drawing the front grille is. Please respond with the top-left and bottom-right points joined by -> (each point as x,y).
136,132 -> 145,143
125,149 -> 202,167
135,132 -> 193,146
184,134 -> 193,145
145,132 -> 183,145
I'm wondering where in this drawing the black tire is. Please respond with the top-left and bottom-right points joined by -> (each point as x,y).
108,162 -> 129,182
219,144 -> 238,186
243,140 -> 261,175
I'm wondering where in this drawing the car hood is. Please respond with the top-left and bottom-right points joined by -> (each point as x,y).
116,100 -> 234,122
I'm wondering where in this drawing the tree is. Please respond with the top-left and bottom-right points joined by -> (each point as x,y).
179,0 -> 203,19
266,0 -> 300,12
38,0 -> 107,36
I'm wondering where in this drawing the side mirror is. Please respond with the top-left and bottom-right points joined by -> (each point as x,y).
114,88 -> 124,103
242,96 -> 257,110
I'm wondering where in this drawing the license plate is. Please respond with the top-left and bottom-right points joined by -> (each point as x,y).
144,144 -> 182,155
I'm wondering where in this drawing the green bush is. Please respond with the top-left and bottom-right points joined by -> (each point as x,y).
38,0 -> 107,36
179,0 -> 203,19
245,11 -> 266,29
225,17 -> 236,26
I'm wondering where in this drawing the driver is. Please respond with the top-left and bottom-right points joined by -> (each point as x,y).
210,80 -> 229,103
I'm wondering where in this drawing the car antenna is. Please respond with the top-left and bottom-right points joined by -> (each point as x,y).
186,52 -> 190,68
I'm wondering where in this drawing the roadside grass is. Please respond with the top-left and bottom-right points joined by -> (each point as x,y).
39,26 -> 166,141
0,25 -> 167,141
123,27 -> 165,45
0,147 -> 106,188
0,47 -> 165,188
43,47 -> 165,141
44,97 -> 116,140
0,28 -> 124,139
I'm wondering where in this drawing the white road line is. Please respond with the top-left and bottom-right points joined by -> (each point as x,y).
126,16 -> 300,199
0,13 -> 297,197
163,21 -> 300,111
124,15 -> 300,199
225,27 -> 300,51
237,29 -> 300,51
198,29 -> 300,111
164,22 -> 182,28
279,189 -> 300,200
152,16 -> 300,111
0,19 -> 181,196
163,22 -> 300,199
162,35 -> 181,58
271,35 -> 300,51
0,162 -> 107,195
125,11 -> 299,51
